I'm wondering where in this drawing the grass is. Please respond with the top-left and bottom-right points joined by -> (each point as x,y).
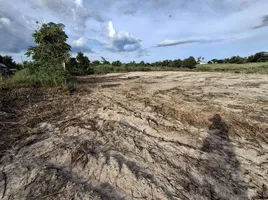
92,64 -> 192,74
194,62 -> 268,74
0,67 -> 73,91
91,62 -> 268,75
1,62 -> 267,91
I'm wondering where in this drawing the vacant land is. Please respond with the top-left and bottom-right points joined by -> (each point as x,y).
0,71 -> 268,200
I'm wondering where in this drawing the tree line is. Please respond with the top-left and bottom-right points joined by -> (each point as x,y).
1,21 -> 268,88
65,54 -> 198,75
208,52 -> 268,64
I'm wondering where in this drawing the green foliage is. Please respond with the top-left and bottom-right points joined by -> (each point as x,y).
76,52 -> 90,69
195,62 -> 268,74
1,62 -> 70,89
183,56 -> 197,68
93,64 -> 116,74
251,52 -> 268,62
112,60 -> 122,66
229,56 -> 247,64
67,57 -> 78,71
76,52 -> 93,74
0,55 -> 19,70
66,52 -> 93,75
25,22 -> 71,63
171,59 -> 182,68
139,61 -> 145,66
92,60 -> 100,65
101,56 -> 110,65
209,52 -> 268,64
3,22 -> 73,89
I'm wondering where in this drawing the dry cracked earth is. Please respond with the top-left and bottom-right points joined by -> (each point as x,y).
0,71 -> 268,200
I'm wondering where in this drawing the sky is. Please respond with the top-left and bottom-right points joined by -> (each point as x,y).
1,0 -> 268,63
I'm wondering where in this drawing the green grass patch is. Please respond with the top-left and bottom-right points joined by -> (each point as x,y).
0,64 -> 73,91
195,62 -> 268,74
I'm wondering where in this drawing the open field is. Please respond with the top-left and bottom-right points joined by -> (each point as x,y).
1,71 -> 268,199
195,62 -> 268,74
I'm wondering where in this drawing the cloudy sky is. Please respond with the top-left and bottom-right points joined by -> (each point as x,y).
1,0 -> 268,63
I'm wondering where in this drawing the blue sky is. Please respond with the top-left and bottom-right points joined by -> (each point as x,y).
1,0 -> 268,63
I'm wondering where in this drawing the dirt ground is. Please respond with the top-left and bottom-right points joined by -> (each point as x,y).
0,71 -> 268,200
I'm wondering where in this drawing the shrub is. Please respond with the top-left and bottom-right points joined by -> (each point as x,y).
1,62 -> 70,89
93,65 -> 115,74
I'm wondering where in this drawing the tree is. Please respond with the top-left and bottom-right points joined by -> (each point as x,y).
247,55 -> 255,63
183,56 -> 197,68
229,56 -> 246,64
257,52 -> 268,62
112,60 -> 122,66
217,59 -> 224,64
252,52 -> 268,62
171,59 -> 182,68
69,57 -> 78,68
76,52 -> 90,70
127,61 -> 136,67
0,55 -> 3,63
162,60 -> 169,66
66,57 -> 78,72
25,22 -> 71,64
139,61 -> 145,66
197,57 -> 205,63
1,55 -> 17,69
92,60 -> 100,65
101,56 -> 110,65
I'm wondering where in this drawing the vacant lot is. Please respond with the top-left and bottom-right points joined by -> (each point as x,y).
1,71 -> 268,200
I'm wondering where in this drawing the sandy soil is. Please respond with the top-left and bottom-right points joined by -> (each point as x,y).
0,71 -> 268,200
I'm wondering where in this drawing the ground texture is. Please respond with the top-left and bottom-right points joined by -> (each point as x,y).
0,71 -> 268,200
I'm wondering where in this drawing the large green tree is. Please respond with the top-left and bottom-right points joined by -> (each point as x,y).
171,59 -> 182,68
183,56 -> 197,68
76,52 -> 90,71
25,22 -> 71,63
0,55 -> 18,69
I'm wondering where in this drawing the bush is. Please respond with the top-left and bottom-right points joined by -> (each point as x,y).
1,62 -> 70,89
93,65 -> 115,74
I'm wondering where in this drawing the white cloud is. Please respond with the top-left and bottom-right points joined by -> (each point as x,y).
0,18 -> 11,26
1,0 -> 268,62
71,37 -> 94,53
75,0 -> 83,7
72,37 -> 88,47
108,21 -> 116,37
30,0 -> 103,34
106,21 -> 143,53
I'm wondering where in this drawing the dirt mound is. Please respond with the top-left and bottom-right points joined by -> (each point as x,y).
1,72 -> 268,199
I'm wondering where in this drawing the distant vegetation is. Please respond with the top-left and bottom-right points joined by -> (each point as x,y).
195,62 -> 268,74
1,21 -> 268,90
208,52 -> 268,64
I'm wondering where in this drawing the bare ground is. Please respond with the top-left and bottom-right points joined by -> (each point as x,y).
0,71 -> 268,200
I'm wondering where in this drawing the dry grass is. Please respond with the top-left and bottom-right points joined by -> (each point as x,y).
1,71 -> 268,200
